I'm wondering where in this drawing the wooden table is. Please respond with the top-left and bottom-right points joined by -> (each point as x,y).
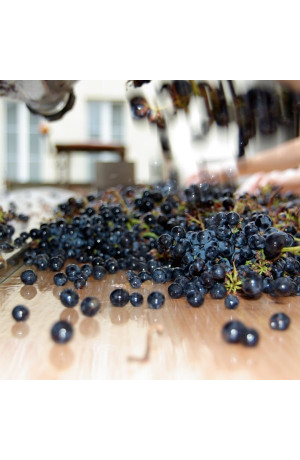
0,266 -> 299,380
55,143 -> 126,184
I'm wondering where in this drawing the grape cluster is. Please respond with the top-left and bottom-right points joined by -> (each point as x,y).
0,221 -> 15,256
0,203 -> 30,271
8,182 -> 300,345
0,203 -> 29,250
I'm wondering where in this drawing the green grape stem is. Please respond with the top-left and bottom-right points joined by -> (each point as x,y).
141,231 -> 159,240
281,245 -> 300,255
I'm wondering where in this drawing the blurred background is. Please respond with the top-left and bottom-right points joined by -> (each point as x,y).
0,80 -> 161,190
0,79 -> 298,193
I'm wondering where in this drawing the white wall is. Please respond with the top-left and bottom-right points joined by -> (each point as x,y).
0,80 -> 162,187
43,80 -> 162,184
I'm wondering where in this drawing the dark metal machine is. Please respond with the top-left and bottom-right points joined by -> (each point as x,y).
0,80 -> 77,121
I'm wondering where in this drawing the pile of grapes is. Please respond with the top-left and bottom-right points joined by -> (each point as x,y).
5,181 -> 300,346
0,204 -> 29,267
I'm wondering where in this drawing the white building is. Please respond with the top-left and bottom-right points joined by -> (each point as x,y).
0,80 -> 163,190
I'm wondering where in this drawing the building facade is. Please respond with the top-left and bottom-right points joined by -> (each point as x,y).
0,80 -> 162,190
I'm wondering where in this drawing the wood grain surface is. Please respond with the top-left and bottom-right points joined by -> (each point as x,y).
0,266 -> 299,380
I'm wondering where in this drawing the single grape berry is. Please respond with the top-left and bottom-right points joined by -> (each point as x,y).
226,212 -> 240,226
80,297 -> 101,317
139,271 -> 152,283
49,256 -> 64,272
53,272 -> 68,287
147,291 -> 165,309
211,264 -> 226,281
273,277 -> 297,297
186,291 -> 204,307
248,234 -> 265,250
51,320 -> 73,344
60,288 -> 79,308
270,313 -> 290,331
242,274 -> 263,298
224,294 -> 239,309
158,233 -> 173,249
129,276 -> 142,289
210,283 -> 227,299
222,320 -> 247,344
152,268 -> 167,284
171,225 -> 186,241
110,288 -> 130,307
255,214 -> 272,230
74,276 -> 87,290
242,328 -> 259,347
264,233 -> 286,259
263,278 -> 275,294
184,282 -> 198,296
12,305 -> 29,322
81,264 -> 93,278
129,292 -> 144,307
35,256 -> 49,271
106,259 -> 119,274
20,269 -> 37,285
168,283 -> 183,299
65,264 -> 81,281
93,266 -> 106,280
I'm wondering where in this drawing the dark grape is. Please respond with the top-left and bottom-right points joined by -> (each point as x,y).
51,321 -> 73,344
222,321 -> 247,344
80,297 -> 101,317
168,283 -> 184,299
110,289 -> 130,307
60,289 -> 79,308
147,292 -> 165,309
270,313 -> 290,331
12,305 -> 30,322
186,291 -> 204,307
242,328 -> 259,347
224,294 -> 239,309
129,292 -> 144,307
20,269 -> 37,285
273,277 -> 297,297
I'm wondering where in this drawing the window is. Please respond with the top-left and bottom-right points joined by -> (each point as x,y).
87,101 -> 102,140
87,101 -> 125,180
87,101 -> 124,142
29,112 -> 42,181
6,102 -> 18,181
111,103 -> 124,143
4,101 -> 44,183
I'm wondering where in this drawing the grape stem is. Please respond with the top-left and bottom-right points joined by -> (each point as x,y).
281,245 -> 300,255
140,231 -> 159,240
109,188 -> 129,214
186,213 -> 205,230
224,261 -> 242,294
